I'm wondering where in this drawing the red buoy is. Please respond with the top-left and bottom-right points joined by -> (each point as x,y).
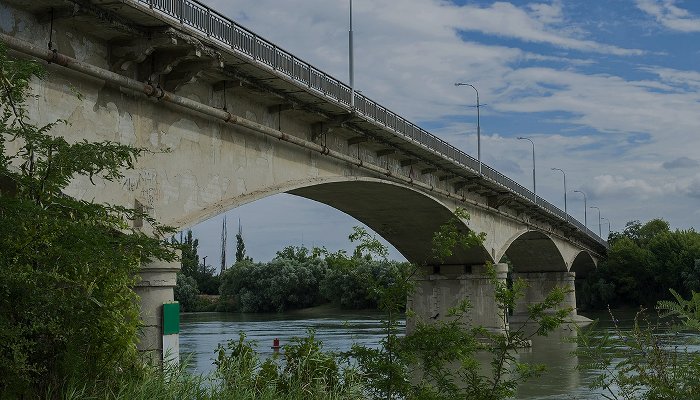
272,338 -> 281,352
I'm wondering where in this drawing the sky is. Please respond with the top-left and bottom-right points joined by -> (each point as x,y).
189,0 -> 700,269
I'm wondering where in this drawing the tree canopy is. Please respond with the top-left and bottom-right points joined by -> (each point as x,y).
580,218 -> 700,309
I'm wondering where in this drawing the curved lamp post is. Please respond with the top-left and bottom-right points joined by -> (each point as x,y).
349,0 -> 355,107
551,167 -> 567,218
517,137 -> 536,203
454,82 -> 481,175
590,206 -> 601,237
573,190 -> 587,228
601,216 -> 611,238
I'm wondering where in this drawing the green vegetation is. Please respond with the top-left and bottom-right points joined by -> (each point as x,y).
218,239 -> 412,313
579,218 -> 700,309
0,42 -> 175,397
220,250 -> 329,312
172,230 -> 220,311
578,290 -> 700,399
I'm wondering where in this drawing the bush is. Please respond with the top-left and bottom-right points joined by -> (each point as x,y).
220,257 -> 328,312
175,273 -> 200,312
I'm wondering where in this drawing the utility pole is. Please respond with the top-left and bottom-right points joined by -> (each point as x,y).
349,0 -> 355,107
220,216 -> 227,273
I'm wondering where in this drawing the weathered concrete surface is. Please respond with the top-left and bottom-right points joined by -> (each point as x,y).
134,259 -> 179,363
510,271 -> 592,326
2,0 -> 603,355
407,263 -> 509,333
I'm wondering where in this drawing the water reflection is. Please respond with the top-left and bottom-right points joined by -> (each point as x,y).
180,309 -> 699,399
180,310 -> 400,374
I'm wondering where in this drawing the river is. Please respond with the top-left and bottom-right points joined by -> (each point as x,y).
180,308 -> 699,399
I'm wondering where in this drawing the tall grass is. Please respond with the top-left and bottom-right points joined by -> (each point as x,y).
56,333 -> 365,400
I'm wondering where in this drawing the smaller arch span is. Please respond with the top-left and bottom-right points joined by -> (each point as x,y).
501,230 -> 567,273
570,251 -> 597,278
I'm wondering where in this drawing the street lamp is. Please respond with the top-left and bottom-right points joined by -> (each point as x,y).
590,206 -> 601,237
573,190 -> 587,228
517,137 -> 536,202
454,82 -> 482,175
551,168 -> 567,218
349,0 -> 355,107
601,217 -> 611,238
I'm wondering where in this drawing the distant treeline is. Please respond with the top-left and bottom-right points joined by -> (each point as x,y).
579,218 -> 700,309
174,230 -> 411,313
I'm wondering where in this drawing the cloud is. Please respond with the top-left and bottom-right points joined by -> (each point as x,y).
636,0 -> 700,32
452,2 -> 644,56
663,156 -> 700,169
643,66 -> 700,89
588,174 -> 663,199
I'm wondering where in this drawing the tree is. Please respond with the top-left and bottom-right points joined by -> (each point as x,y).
174,273 -> 199,312
236,231 -> 246,263
0,42 -> 175,396
580,218 -> 700,309
174,230 -> 219,296
179,230 -> 200,277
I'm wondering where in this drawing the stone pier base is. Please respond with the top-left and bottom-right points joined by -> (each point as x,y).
510,271 -> 591,326
134,259 -> 179,364
407,263 -> 509,334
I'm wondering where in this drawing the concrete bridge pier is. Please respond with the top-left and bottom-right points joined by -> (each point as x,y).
134,259 -> 180,365
407,263 -> 509,334
509,271 -> 580,326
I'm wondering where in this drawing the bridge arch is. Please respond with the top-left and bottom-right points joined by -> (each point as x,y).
499,230 -> 567,273
180,176 -> 491,266
570,251 -> 597,278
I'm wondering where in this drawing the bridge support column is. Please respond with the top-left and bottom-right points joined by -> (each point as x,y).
407,263 -> 508,334
134,259 -> 180,365
510,271 -> 587,326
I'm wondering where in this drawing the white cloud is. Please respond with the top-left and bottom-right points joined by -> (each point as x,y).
588,174 -> 663,198
636,0 -> 700,32
452,1 -> 644,55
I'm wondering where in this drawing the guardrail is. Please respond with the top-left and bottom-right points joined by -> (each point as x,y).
138,0 -> 608,249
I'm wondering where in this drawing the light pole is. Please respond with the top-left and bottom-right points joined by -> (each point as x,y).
517,137 -> 536,202
454,82 -> 481,175
590,206 -> 601,237
573,190 -> 587,228
601,217 -> 611,238
551,167 -> 567,218
349,0 -> 355,107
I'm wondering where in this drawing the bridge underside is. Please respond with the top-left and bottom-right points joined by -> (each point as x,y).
290,181 -> 489,265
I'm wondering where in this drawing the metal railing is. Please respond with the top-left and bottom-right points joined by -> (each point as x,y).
138,0 -> 607,248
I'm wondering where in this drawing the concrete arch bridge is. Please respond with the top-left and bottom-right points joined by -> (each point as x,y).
1,0 -> 605,361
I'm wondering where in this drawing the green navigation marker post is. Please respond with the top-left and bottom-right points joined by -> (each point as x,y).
162,301 -> 180,365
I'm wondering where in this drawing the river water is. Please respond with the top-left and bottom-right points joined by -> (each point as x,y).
180,309 -> 699,399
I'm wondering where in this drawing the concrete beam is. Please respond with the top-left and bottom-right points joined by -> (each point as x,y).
421,167 -> 437,174
439,174 -> 458,182
348,136 -> 369,146
112,34 -> 178,71
376,149 -> 396,157
488,193 -> 514,209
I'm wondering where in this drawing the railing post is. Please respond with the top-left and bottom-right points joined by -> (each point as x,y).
272,45 -> 277,70
178,0 -> 184,23
206,7 -> 211,36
